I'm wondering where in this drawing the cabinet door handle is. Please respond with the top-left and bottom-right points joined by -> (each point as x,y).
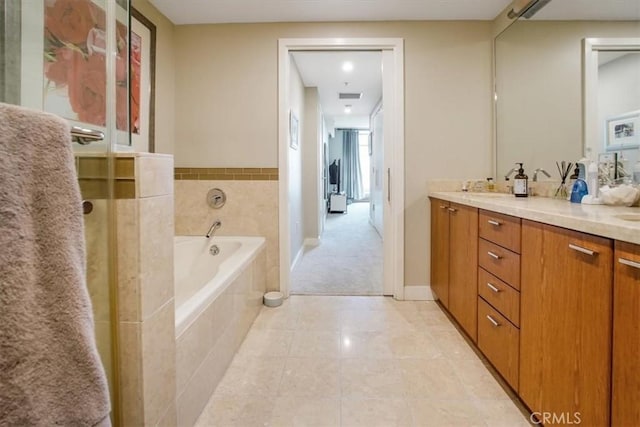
619,257 -> 640,270
439,205 -> 448,209
486,315 -> 500,327
448,207 -> 457,213
568,243 -> 597,256
487,219 -> 502,226
486,282 -> 501,293
487,251 -> 502,260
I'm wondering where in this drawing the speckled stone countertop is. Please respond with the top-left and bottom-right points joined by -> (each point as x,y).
429,192 -> 640,245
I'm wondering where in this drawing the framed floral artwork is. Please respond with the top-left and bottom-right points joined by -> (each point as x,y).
42,0 -> 155,150
43,0 -> 130,142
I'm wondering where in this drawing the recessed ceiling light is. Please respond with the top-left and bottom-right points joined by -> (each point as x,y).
342,62 -> 354,72
344,105 -> 352,114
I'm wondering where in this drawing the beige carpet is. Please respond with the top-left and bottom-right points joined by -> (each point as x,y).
291,202 -> 383,295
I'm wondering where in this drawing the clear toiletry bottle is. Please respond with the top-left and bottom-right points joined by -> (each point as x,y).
513,163 -> 528,198
486,178 -> 495,192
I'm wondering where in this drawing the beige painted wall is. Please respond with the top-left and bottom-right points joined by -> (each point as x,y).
132,0 -> 176,154
172,21 -> 494,286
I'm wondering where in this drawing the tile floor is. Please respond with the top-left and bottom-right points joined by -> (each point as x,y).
195,295 -> 531,426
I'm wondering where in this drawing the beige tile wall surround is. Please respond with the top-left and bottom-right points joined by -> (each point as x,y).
139,194 -> 174,320
115,153 -> 177,426
138,154 -> 174,198
175,179 -> 279,291
116,199 -> 140,322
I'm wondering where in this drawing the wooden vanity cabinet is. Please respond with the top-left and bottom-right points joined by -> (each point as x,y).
448,203 -> 478,342
429,198 -> 478,342
520,220 -> 613,427
477,209 -> 521,391
612,241 -> 640,426
430,199 -> 450,308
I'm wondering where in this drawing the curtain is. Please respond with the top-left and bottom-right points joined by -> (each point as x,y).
342,129 -> 363,201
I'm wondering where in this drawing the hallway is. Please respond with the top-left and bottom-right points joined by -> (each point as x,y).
291,202 -> 383,295
195,295 -> 529,426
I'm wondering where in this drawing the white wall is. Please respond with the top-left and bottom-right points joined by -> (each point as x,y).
289,58 -> 305,265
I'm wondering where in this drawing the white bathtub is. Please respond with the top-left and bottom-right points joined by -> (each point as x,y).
174,235 -> 266,337
174,234 -> 267,425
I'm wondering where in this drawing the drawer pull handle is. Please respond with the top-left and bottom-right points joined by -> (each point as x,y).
448,207 -> 457,213
486,315 -> 501,327
440,205 -> 448,209
487,219 -> 502,226
487,251 -> 502,260
486,283 -> 501,293
568,244 -> 597,256
619,258 -> 640,270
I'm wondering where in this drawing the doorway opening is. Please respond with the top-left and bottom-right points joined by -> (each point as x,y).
278,38 -> 405,299
288,50 -> 383,296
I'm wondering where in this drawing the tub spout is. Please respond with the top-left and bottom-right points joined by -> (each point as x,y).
205,220 -> 222,238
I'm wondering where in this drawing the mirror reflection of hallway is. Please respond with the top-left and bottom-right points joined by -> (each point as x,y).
291,201 -> 383,295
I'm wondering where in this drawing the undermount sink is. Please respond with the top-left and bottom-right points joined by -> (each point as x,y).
613,214 -> 640,222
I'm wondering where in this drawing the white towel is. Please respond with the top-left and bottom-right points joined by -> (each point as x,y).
0,103 -> 111,426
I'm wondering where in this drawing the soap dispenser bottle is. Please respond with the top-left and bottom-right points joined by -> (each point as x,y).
513,163 -> 528,198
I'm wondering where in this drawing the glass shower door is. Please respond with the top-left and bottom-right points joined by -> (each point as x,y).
1,0 -> 130,424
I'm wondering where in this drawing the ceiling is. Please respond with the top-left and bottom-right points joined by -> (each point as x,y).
149,0 -> 640,25
149,0 -> 513,25
291,51 -> 382,130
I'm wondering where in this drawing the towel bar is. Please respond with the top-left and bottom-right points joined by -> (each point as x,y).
71,126 -> 104,145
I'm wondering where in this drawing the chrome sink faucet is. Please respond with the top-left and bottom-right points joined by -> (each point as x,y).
504,167 -> 518,181
205,219 -> 222,238
533,168 -> 551,182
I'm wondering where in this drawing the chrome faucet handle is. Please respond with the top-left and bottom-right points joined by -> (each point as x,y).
533,168 -> 551,182
504,167 -> 518,181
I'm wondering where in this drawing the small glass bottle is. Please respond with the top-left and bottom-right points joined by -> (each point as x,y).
486,178 -> 495,192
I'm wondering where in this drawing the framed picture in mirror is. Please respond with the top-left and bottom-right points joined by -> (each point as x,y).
605,111 -> 640,151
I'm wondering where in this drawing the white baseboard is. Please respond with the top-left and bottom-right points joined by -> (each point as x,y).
303,237 -> 320,247
403,285 -> 434,301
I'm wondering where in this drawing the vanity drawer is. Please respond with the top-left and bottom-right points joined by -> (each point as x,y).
479,238 -> 521,289
479,210 -> 521,253
478,268 -> 520,327
478,297 -> 520,392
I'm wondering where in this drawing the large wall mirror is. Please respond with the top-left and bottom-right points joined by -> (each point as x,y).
495,0 -> 640,181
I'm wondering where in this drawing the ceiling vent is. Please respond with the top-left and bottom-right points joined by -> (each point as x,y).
339,92 -> 363,100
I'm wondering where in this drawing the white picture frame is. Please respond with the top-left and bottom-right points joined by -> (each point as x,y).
605,110 -> 640,151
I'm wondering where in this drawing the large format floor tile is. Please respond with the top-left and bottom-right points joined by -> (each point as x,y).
196,296 -> 530,426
